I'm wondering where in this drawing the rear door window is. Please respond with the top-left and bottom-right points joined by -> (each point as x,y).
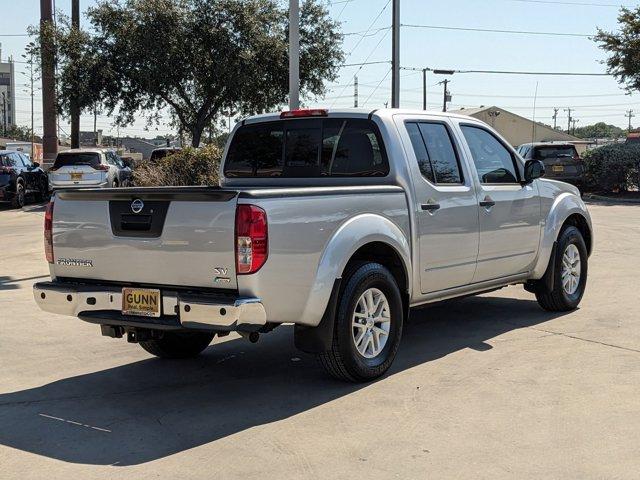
405,122 -> 463,184
225,118 -> 388,178
53,152 -> 101,169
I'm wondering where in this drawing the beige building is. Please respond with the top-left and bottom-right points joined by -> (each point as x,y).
0,46 -> 16,133
452,106 -> 586,152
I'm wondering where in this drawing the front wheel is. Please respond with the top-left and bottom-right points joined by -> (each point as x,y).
139,331 -> 215,359
12,182 -> 25,209
536,225 -> 588,312
318,262 -> 404,382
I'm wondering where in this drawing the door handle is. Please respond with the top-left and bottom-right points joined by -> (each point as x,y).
479,198 -> 496,208
421,203 -> 441,212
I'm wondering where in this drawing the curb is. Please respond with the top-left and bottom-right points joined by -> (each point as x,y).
584,193 -> 640,204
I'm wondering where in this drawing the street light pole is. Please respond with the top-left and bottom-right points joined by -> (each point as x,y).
422,68 -> 427,110
391,0 -> 400,108
70,0 -> 80,148
288,0 -> 300,110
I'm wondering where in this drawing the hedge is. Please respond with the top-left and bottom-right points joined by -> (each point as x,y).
133,144 -> 222,187
583,143 -> 640,193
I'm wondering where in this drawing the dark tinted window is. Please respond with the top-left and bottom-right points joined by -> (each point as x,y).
53,152 -> 101,169
534,145 -> 578,160
418,123 -> 462,184
226,123 -> 284,177
225,118 -> 388,178
461,126 -> 519,184
406,123 -> 434,182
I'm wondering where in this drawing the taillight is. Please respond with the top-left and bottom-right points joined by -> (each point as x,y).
44,200 -> 54,264
93,164 -> 109,171
235,204 -> 268,275
280,108 -> 328,119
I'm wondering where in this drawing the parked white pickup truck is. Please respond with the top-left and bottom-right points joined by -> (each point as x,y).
34,109 -> 593,382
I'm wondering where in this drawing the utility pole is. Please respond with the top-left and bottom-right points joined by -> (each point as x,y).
552,108 -> 559,130
571,118 -> 579,135
564,108 -> 573,134
440,79 -> 451,112
354,75 -> 358,108
1,92 -> 6,136
625,109 -> 635,132
70,0 -> 80,148
40,0 -> 58,161
30,53 -> 35,155
288,0 -> 300,110
422,68 -> 427,110
391,0 -> 400,108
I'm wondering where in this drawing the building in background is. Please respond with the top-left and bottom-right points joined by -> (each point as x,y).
452,106 -> 587,153
0,44 -> 16,135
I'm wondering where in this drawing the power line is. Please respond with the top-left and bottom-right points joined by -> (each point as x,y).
363,68 -> 393,106
401,23 -> 592,38
403,67 -> 611,76
508,0 -> 628,7
343,0 -> 391,61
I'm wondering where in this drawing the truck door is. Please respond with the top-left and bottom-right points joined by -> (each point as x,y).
458,124 -> 541,283
400,118 -> 480,293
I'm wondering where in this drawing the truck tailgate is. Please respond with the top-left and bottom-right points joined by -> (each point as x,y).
51,187 -> 239,289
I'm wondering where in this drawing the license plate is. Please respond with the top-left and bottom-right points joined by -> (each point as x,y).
122,288 -> 161,317
70,172 -> 83,181
552,165 -> 564,173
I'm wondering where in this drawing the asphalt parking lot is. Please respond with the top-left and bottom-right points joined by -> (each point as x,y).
0,200 -> 639,479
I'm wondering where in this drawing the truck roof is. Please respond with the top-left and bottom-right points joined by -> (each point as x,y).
241,108 -> 484,125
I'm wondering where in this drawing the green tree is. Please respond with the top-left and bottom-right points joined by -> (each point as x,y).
595,7 -> 640,92
572,122 -> 624,139
34,0 -> 343,147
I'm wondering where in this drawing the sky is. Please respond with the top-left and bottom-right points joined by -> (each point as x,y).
1,0 -> 639,138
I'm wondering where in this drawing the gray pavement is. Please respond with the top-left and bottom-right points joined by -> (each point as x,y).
0,201 -> 638,479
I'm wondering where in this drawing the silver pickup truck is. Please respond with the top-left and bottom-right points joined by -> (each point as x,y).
33,108 -> 593,382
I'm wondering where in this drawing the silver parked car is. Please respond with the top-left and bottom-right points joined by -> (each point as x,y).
48,148 -> 132,190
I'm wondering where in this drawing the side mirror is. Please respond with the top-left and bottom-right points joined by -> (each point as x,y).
32,161 -> 40,168
524,159 -> 545,184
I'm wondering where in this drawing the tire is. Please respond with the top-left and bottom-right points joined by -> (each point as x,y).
139,331 -> 215,359
35,180 -> 49,203
536,225 -> 588,312
318,262 -> 404,382
12,182 -> 25,209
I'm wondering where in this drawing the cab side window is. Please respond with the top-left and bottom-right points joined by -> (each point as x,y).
461,126 -> 519,184
406,122 -> 463,184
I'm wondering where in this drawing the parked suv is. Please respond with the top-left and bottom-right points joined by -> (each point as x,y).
517,142 -> 584,190
48,148 -> 132,190
0,150 -> 49,208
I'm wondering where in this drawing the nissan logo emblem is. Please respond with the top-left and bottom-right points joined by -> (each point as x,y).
131,199 -> 144,214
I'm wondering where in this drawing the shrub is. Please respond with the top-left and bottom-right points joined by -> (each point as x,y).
583,143 -> 640,193
133,144 -> 222,187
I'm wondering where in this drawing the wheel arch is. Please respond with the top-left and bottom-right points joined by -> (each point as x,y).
294,214 -> 411,354
531,192 -> 593,279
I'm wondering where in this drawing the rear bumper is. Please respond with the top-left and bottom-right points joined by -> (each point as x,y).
49,181 -> 109,190
33,281 -> 267,332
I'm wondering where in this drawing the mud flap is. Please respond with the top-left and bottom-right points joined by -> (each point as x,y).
294,279 -> 341,354
525,241 -> 557,294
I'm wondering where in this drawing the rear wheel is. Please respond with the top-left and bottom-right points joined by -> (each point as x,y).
139,331 -> 215,359
536,225 -> 588,312
318,262 -> 404,382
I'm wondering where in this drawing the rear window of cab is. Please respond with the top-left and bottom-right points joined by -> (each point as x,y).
224,118 -> 389,178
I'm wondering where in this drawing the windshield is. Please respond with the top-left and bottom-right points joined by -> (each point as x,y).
534,146 -> 578,160
53,152 -> 101,169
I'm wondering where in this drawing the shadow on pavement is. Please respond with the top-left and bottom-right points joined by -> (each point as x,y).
0,275 -> 50,291
0,295 -> 569,466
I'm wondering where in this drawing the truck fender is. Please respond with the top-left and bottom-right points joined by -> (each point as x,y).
531,192 -> 593,280
294,214 -> 411,353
